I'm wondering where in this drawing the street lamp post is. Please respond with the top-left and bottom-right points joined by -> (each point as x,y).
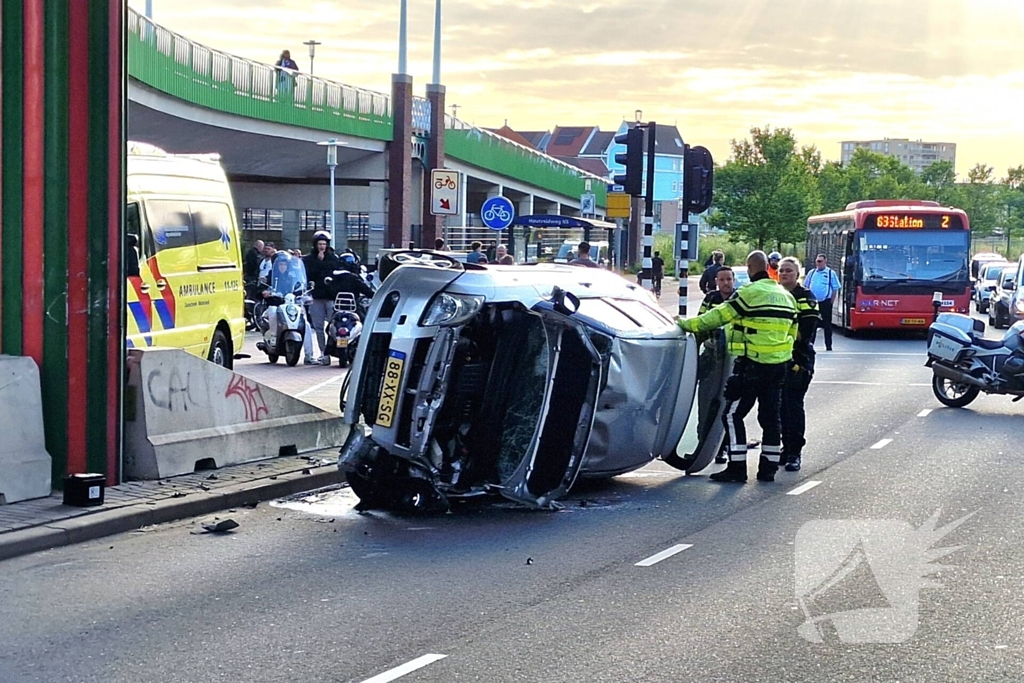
304,39 -> 322,77
317,139 -> 346,249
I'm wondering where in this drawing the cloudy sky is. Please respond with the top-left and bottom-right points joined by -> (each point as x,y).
131,0 -> 1024,176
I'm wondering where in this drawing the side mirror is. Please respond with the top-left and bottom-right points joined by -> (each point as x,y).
1008,281 -> 1018,291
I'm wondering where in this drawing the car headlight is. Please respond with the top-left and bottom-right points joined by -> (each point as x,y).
420,293 -> 484,327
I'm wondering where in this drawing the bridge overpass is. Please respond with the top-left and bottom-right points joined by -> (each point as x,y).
127,8 -> 609,258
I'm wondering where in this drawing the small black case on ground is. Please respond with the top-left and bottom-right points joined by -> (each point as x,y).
63,473 -> 106,507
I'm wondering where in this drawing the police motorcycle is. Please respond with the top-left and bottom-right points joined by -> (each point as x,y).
254,253 -> 312,366
926,312 -> 1024,407
323,268 -> 375,368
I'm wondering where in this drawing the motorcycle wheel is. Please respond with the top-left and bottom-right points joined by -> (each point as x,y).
284,340 -> 301,367
932,373 -> 980,408
267,353 -> 279,364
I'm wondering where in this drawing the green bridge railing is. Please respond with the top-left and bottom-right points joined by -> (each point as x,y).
127,8 -> 606,204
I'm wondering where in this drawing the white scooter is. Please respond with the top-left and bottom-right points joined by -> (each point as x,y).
255,253 -> 311,367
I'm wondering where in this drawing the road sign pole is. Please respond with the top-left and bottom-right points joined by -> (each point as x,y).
641,122 -> 657,292
678,143 -> 690,316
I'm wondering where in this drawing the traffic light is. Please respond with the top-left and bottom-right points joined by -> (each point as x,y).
613,127 -> 644,197
685,145 -> 715,214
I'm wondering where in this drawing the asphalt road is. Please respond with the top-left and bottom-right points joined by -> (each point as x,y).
3,294 -> 1022,682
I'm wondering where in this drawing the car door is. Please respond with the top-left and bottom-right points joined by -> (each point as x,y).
499,292 -> 604,508
142,199 -> 198,351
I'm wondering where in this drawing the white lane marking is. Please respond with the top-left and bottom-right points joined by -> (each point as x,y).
635,544 -> 693,567
819,352 -> 921,356
295,373 -> 344,398
871,438 -> 893,450
815,381 -> 929,386
918,409 -> 933,417
787,481 -> 822,496
361,654 -> 447,683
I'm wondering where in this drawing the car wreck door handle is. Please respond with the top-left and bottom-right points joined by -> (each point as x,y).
551,286 -> 580,316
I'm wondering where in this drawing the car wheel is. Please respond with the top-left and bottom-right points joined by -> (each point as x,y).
932,374 -> 980,408
207,329 -> 232,370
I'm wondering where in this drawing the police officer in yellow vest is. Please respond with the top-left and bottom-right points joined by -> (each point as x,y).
678,251 -> 798,482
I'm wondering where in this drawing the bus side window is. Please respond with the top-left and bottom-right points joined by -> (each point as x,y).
126,202 -> 143,278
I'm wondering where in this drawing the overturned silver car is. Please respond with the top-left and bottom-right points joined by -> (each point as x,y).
338,250 -> 728,511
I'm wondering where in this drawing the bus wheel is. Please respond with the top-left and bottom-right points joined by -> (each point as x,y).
208,330 -> 232,370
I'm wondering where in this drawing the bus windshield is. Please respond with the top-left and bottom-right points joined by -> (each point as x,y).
858,230 -> 969,282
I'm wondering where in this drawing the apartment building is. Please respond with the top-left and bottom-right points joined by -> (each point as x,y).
840,138 -> 956,174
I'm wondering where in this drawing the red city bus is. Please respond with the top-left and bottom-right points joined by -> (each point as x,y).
806,200 -> 971,331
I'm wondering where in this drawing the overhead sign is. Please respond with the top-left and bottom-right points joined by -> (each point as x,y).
606,192 -> 631,219
430,169 -> 460,216
580,193 -> 596,215
481,196 -> 515,231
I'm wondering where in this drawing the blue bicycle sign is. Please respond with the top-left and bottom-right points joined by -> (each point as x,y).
480,196 -> 515,231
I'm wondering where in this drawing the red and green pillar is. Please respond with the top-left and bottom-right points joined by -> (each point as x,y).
1,0 -> 124,485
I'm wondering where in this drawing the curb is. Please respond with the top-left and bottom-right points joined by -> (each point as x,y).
0,465 -> 343,562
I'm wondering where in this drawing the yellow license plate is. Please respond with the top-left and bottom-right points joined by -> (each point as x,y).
337,338 -> 349,347
376,350 -> 405,428
901,318 -> 927,325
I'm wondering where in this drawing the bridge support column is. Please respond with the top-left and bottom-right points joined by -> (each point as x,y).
1,0 -> 124,486
387,73 -> 413,248
420,84 -> 445,249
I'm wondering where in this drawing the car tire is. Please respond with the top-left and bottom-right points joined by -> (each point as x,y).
207,329 -> 232,370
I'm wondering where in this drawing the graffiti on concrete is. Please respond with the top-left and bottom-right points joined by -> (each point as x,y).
146,368 -> 201,412
224,375 -> 269,423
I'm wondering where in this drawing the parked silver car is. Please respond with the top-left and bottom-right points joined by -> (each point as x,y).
973,261 -> 1010,314
337,250 -> 727,511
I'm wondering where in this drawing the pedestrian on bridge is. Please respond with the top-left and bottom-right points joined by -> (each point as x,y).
678,251 -> 797,483
275,50 -> 299,97
777,257 -> 818,472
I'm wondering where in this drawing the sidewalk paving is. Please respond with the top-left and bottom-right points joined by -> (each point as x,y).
0,449 -> 342,561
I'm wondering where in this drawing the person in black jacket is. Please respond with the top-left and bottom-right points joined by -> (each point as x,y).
303,231 -> 342,365
699,250 -> 725,293
777,257 -> 818,471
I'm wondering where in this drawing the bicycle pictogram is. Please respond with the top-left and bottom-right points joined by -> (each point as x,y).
482,205 -> 512,223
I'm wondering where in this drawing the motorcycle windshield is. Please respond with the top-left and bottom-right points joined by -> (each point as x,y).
269,254 -> 308,297
675,328 -> 730,473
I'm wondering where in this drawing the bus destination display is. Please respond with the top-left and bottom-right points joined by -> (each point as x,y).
865,213 -> 964,230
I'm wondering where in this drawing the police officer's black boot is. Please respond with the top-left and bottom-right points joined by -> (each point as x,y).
709,461 -> 747,483
785,455 -> 802,472
756,456 -> 778,482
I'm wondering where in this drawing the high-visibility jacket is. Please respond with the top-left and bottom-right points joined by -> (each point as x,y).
679,272 -> 797,364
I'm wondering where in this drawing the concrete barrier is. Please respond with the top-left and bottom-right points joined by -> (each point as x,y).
125,349 -> 347,479
0,357 -> 53,503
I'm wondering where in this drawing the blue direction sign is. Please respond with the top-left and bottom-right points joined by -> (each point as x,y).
480,196 -> 515,231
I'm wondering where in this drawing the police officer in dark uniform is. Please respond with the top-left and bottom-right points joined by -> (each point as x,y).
679,251 -> 798,482
777,257 -> 818,472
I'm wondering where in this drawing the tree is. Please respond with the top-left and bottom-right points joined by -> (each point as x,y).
708,126 -> 820,250
959,163 -> 1000,235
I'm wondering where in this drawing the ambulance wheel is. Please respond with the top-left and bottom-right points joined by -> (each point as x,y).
207,330 -> 232,370
284,340 -> 301,367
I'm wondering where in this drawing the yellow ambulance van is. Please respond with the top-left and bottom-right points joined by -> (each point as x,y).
125,142 -> 245,368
